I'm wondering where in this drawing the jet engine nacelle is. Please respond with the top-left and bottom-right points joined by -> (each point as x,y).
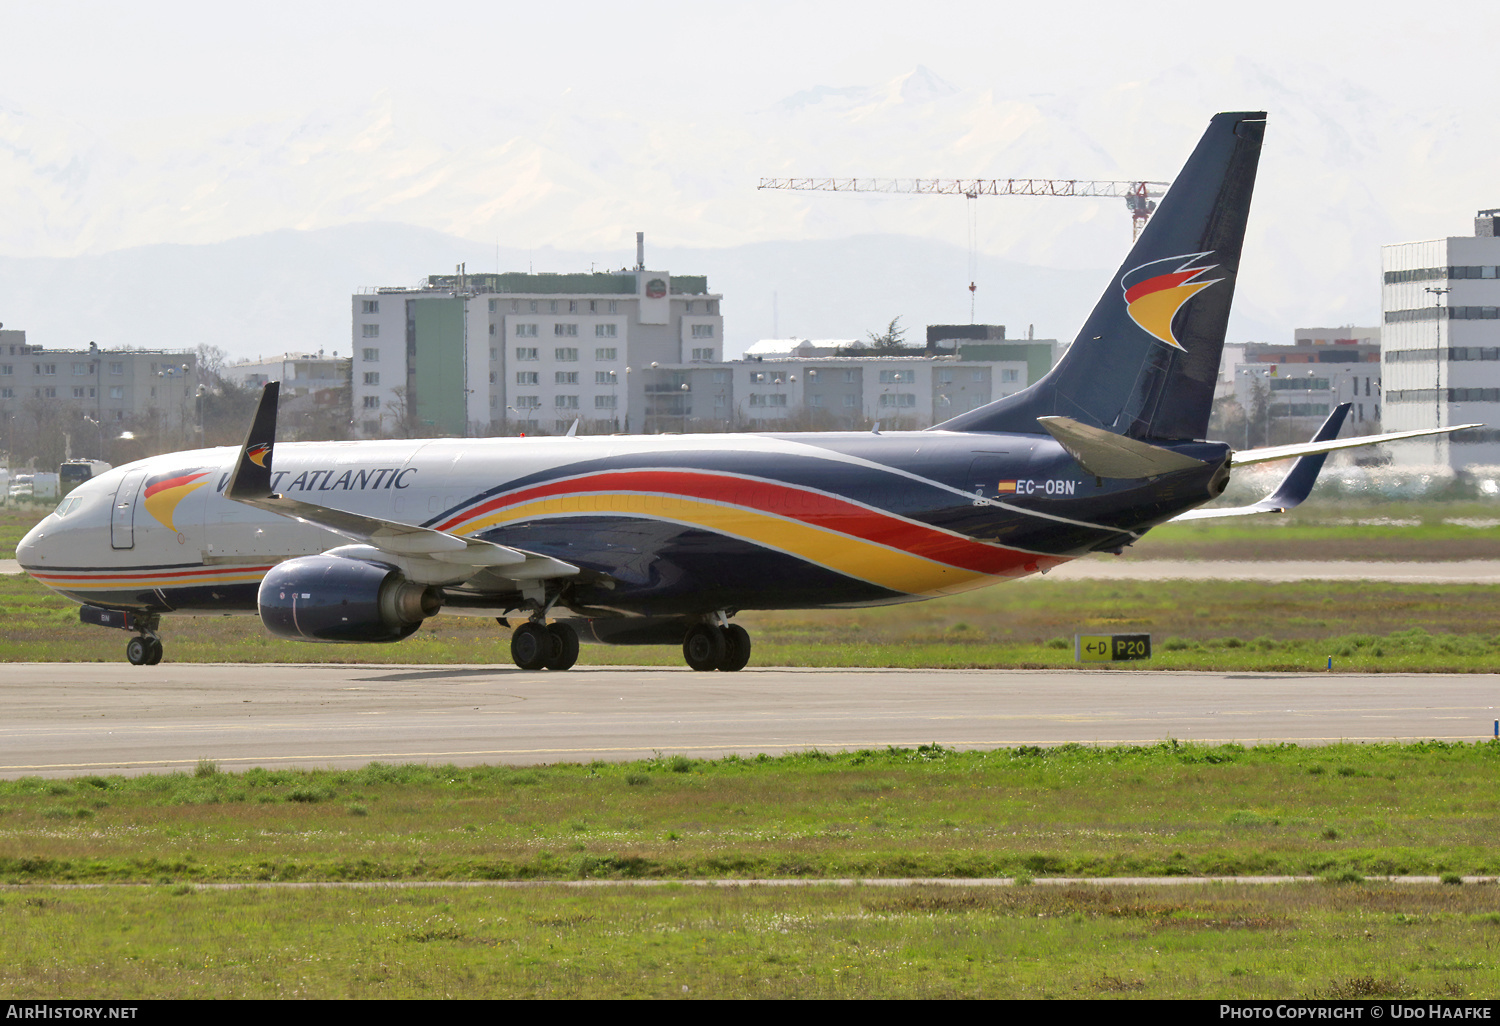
257,554 -> 442,643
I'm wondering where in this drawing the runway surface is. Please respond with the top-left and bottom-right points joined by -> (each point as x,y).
3,663 -> 1496,778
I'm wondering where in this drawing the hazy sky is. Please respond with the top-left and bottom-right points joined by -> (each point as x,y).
3,1 -> 1497,348
4,1 -> 1482,142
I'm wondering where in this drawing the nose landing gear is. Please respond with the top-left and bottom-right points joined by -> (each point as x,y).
80,605 -> 165,666
125,634 -> 164,666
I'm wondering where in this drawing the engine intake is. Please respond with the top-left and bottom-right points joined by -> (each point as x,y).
258,554 -> 442,643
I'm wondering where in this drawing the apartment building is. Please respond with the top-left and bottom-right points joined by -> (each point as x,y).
0,329 -> 199,462
651,332 -> 1062,433
351,249 -> 723,437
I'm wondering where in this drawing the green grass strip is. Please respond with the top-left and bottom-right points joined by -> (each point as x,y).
3,742 -> 1499,884
4,881 -> 1498,998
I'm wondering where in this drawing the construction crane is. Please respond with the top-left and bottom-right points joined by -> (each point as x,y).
757,177 -> 1169,236
757,176 -> 1171,320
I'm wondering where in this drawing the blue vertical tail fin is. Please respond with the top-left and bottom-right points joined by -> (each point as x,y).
935,111 -> 1266,442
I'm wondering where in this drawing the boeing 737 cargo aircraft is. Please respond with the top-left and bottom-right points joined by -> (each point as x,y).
15,112 -> 1473,670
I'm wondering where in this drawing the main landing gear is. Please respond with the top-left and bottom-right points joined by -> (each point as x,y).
683,622 -> 751,672
503,616 -> 753,672
510,620 -> 580,671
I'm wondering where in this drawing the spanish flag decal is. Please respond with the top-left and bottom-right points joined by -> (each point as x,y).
143,471 -> 210,533
1120,252 -> 1222,352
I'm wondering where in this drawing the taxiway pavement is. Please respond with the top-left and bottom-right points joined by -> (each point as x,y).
2,663 -> 1495,778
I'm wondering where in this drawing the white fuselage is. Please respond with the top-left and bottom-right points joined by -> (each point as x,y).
19,430 -> 1104,618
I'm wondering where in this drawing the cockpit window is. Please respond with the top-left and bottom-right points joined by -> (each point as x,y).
53,496 -> 82,517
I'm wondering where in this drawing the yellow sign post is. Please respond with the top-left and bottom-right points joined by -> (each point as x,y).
1075,634 -> 1152,662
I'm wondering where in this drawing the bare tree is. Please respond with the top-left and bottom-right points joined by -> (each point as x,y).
199,379 -> 260,446
1209,395 -> 1247,446
384,386 -> 420,439
866,317 -> 908,353
194,344 -> 230,386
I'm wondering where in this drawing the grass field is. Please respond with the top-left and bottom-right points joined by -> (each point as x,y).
6,569 -> 1500,670
5,881 -> 1497,999
4,743 -> 1497,883
1124,500 -> 1500,561
3,743 -> 1500,998
6,502 -> 1500,998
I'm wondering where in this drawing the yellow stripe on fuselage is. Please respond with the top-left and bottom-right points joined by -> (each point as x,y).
461,493 -> 1023,597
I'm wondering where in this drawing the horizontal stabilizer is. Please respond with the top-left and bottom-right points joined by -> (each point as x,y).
1037,416 -> 1208,479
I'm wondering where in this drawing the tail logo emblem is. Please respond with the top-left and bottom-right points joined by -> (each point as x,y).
143,471 -> 210,533
247,443 -> 272,468
1121,252 -> 1223,352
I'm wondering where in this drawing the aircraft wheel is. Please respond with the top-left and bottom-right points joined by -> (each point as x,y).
544,623 -> 580,671
126,637 -> 148,666
683,623 -> 727,672
511,622 -> 555,671
144,638 -> 164,666
717,624 -> 751,672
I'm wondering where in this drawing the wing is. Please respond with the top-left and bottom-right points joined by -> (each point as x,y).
1229,421 -> 1483,467
224,382 -> 578,581
1175,406 -> 1482,522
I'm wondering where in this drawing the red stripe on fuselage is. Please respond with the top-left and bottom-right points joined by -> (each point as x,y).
440,470 -> 1035,575
31,564 -> 274,582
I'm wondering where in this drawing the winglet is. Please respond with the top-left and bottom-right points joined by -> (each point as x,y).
1174,403 -> 1349,521
225,381 -> 280,501
1253,402 -> 1350,512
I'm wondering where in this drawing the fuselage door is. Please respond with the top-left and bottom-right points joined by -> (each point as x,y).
110,470 -> 146,550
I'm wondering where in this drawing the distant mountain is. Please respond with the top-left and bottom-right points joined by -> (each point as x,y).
771,66 -> 958,113
0,224 -> 1159,362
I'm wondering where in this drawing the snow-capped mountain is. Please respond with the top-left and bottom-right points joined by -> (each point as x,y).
0,60 -> 1489,359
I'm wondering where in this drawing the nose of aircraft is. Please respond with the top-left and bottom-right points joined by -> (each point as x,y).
16,515 -> 47,567
16,478 -> 109,572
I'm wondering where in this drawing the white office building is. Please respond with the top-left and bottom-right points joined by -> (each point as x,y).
226,351 -> 350,399
1381,209 -> 1500,467
351,252 -> 723,437
709,348 -> 1058,432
